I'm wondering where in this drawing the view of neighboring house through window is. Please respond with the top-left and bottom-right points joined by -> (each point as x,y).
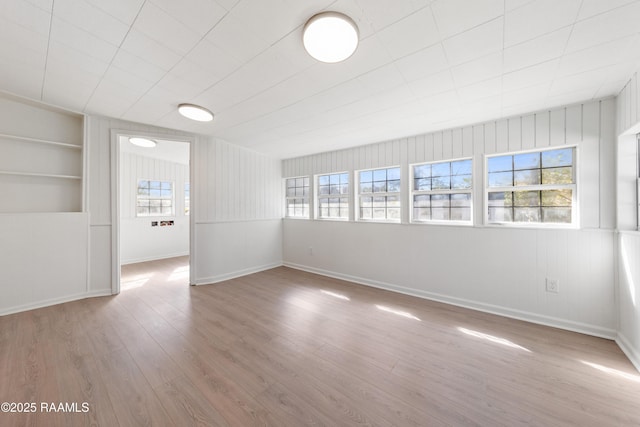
412,159 -> 472,223
285,176 -> 310,218
487,147 -> 576,225
317,172 -> 349,219
358,166 -> 401,221
137,180 -> 174,216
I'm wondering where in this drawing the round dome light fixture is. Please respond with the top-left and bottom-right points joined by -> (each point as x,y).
129,137 -> 156,148
303,11 -> 359,63
178,103 -> 214,122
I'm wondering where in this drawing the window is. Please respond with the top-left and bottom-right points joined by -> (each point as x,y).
486,147 -> 576,225
317,172 -> 349,219
285,176 -> 310,218
185,182 -> 190,215
137,180 -> 173,216
411,159 -> 472,223
358,166 -> 400,221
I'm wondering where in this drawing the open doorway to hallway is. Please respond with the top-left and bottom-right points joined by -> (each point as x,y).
117,136 -> 191,291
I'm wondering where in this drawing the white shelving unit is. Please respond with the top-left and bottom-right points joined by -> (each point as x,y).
0,93 -> 84,213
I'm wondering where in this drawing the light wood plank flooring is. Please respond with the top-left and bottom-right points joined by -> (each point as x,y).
1,256 -> 640,426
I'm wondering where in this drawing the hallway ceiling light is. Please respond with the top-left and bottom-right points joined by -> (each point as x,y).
129,137 -> 156,148
178,103 -> 214,122
303,11 -> 359,63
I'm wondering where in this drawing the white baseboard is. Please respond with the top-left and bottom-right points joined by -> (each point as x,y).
616,333 -> 640,373
0,290 -> 114,316
284,262 -> 617,340
121,251 -> 189,265
195,262 -> 283,285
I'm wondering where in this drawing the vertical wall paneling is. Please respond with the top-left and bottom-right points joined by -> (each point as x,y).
580,101 -> 601,229
462,127 -> 473,157
443,130 -> 453,159
433,132 -> 443,160
496,119 -> 509,153
600,98 -> 616,230
484,121 -> 496,154
616,67 -> 640,372
508,117 -> 521,152
550,108 -> 566,146
282,98 -> 619,341
521,115 -> 535,149
535,111 -> 550,147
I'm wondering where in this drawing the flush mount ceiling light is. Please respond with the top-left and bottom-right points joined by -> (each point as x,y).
178,103 -> 214,122
129,137 -> 156,148
303,11 -> 359,63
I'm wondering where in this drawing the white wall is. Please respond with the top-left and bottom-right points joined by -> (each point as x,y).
87,115 -> 283,291
0,94 -> 91,315
616,72 -> 640,371
192,138 -> 283,284
119,151 -> 189,264
283,98 -> 617,338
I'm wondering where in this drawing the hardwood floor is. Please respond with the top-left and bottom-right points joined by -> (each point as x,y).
1,256 -> 640,426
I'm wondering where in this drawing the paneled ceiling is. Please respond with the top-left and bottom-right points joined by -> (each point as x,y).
1,0 -> 640,158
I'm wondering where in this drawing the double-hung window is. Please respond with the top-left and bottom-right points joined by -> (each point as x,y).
317,172 -> 349,220
411,159 -> 472,223
486,147 -> 576,225
285,176 -> 310,218
137,180 -> 173,216
358,167 -> 400,221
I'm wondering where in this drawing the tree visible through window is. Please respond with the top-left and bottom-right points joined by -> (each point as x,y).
487,147 -> 576,224
358,167 -> 401,221
285,177 -> 310,218
137,180 -> 174,216
412,159 -> 472,222
317,172 -> 349,219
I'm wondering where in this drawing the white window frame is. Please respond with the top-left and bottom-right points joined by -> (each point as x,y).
356,166 -> 401,223
136,179 -> 174,217
285,176 -> 310,219
410,157 -> 473,225
316,171 -> 350,221
484,146 -> 578,228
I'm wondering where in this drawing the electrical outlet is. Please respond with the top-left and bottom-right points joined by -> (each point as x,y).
546,278 -> 559,293
308,246 -> 313,255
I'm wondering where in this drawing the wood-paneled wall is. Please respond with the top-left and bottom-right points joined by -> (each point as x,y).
86,115 -> 283,292
283,98 -> 615,229
282,98 -> 617,338
616,69 -> 640,372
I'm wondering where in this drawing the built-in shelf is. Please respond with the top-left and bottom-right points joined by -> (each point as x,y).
0,170 -> 82,180
0,93 -> 84,213
0,132 -> 82,150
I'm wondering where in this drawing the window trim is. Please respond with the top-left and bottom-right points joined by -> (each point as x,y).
356,165 -> 401,223
409,157 -> 474,226
315,171 -> 350,221
484,145 -> 579,229
284,175 -> 311,219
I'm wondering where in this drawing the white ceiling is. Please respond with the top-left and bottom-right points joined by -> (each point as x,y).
1,0 -> 640,159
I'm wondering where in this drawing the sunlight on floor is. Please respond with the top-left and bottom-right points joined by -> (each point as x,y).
121,275 -> 152,291
458,327 -> 531,352
581,360 -> 640,383
320,290 -> 350,300
376,305 -> 421,321
168,265 -> 189,282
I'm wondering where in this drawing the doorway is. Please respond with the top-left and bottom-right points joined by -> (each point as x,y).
111,132 -> 194,293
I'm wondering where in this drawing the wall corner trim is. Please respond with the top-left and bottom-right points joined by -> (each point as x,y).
616,333 -> 640,373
